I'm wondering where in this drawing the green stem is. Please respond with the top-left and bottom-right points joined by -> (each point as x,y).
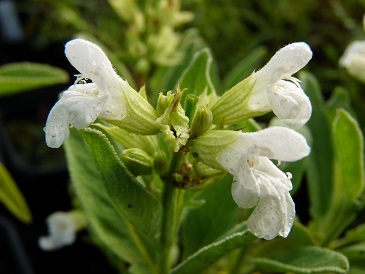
158,153 -> 184,274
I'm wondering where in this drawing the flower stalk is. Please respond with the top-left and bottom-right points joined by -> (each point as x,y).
158,152 -> 185,274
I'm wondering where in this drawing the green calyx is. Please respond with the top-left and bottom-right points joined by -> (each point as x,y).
120,148 -> 154,176
210,73 -> 256,126
108,83 -> 160,135
191,130 -> 240,170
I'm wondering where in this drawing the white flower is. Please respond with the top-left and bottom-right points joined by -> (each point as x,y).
38,211 -> 85,251
192,126 -> 310,240
44,39 -> 127,148
249,42 -> 313,127
339,40 -> 365,82
217,127 -> 310,240
211,42 -> 312,128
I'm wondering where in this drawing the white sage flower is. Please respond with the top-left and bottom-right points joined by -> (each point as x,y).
249,42 -> 313,128
44,38 -> 159,148
38,211 -> 86,251
339,40 -> 365,82
339,14 -> 365,82
44,39 -> 127,148
192,127 -> 310,240
211,43 -> 312,128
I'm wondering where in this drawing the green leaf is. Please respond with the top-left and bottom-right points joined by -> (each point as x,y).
181,175 -> 240,258
250,221 -> 316,258
299,71 -> 334,220
79,128 -> 162,239
332,109 -> 364,201
64,128 -> 157,272
171,230 -> 257,274
0,163 -> 32,223
318,109 -> 364,244
326,86 -> 354,122
339,224 -> 365,247
252,246 -> 349,273
177,48 -> 216,98
341,243 -> 365,274
223,46 -> 267,90
0,62 -> 69,95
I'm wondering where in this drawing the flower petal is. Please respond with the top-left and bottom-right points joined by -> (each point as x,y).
65,39 -> 118,90
65,39 -> 127,120
229,155 -> 260,208
44,83 -> 106,148
44,103 -> 70,148
339,40 -> 365,82
253,156 -> 292,190
268,80 -> 312,127
257,42 -> 312,84
247,161 -> 295,240
39,211 -> 77,251
62,84 -> 106,128
237,127 -> 310,162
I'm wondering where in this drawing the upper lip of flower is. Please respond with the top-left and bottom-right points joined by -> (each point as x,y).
44,39 -> 128,148
255,42 -> 313,84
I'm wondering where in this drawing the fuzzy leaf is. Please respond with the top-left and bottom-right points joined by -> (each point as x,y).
252,246 -> 349,273
0,62 -> 69,95
332,109 -> 364,201
64,128 -> 157,272
79,128 -> 162,239
326,87 -> 354,122
318,109 -> 364,244
299,71 -> 334,220
341,243 -> 365,274
171,230 -> 257,274
0,163 -> 32,223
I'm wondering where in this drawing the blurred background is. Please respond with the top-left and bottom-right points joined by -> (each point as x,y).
0,0 -> 365,273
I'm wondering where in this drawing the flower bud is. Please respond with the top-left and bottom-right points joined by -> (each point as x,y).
120,148 -> 153,176
156,88 -> 190,152
157,91 -> 174,116
183,93 -> 198,120
189,105 -> 213,139
153,150 -> 169,176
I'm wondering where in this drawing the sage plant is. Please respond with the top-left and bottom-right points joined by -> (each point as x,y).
41,38 -> 320,273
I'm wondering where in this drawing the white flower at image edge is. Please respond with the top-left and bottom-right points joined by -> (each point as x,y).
249,42 -> 313,128
217,127 -> 310,240
44,39 -> 127,148
339,40 -> 365,82
38,211 -> 78,251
